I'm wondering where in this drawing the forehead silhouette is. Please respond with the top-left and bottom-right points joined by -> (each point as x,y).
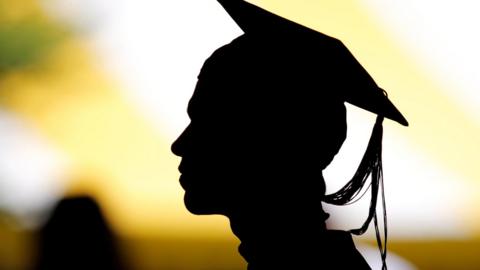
191,35 -> 342,116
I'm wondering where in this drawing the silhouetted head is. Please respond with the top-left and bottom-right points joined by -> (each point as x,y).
172,0 -> 407,219
172,37 -> 345,217
34,195 -> 124,270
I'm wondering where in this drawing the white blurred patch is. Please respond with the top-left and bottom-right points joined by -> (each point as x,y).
81,0 -> 243,138
0,111 -> 69,227
361,0 -> 480,123
40,0 -> 115,32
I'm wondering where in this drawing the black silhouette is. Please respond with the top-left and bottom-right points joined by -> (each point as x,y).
172,1 -> 408,269
34,196 -> 125,270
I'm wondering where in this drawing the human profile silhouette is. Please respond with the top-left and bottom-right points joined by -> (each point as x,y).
172,1 -> 408,269
34,196 -> 125,270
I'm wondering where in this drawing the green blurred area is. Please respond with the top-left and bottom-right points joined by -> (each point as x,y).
0,19 -> 67,74
0,0 -> 67,75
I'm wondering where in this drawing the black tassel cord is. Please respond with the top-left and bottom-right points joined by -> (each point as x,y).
323,116 -> 388,270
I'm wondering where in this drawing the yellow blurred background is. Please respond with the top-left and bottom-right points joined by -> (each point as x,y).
0,0 -> 479,269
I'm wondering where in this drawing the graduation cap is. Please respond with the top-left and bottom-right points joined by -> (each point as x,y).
218,0 -> 408,126
216,0 -> 408,268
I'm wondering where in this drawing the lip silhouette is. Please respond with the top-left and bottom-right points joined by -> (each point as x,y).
178,174 -> 191,191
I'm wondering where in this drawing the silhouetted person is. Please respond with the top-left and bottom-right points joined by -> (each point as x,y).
34,196 -> 125,270
172,1 -> 408,269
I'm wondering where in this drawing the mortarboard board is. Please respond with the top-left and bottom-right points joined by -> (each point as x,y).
218,0 -> 408,126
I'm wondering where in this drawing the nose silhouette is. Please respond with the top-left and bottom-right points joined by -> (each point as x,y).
171,125 -> 190,157
171,135 -> 182,157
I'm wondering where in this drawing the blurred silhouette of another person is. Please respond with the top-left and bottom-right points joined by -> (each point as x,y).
34,195 -> 125,270
172,1 -> 408,269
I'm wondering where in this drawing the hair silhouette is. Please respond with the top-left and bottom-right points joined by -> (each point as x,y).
34,196 -> 125,270
172,1 -> 407,269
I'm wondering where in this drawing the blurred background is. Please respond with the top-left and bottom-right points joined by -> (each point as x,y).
0,0 -> 479,269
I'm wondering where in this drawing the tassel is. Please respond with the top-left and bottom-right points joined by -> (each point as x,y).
323,115 -> 388,269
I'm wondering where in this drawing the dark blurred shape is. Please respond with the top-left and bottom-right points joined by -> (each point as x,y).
34,196 -> 126,270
